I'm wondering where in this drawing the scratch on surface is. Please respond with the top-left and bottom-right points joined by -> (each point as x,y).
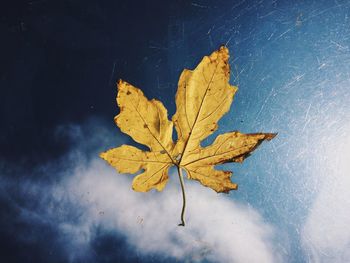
209,34 -> 214,48
255,88 -> 275,121
225,35 -> 234,46
207,26 -> 214,35
108,61 -> 116,86
230,0 -> 246,11
318,63 -> 327,70
303,1 -> 350,22
148,45 -> 168,50
267,31 -> 275,40
280,74 -> 306,91
330,40 -> 348,51
301,103 -> 312,133
231,65 -> 245,84
258,10 -> 277,19
191,2 -> 208,8
275,28 -> 293,41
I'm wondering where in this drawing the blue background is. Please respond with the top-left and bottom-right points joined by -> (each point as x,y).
1,0 -> 350,262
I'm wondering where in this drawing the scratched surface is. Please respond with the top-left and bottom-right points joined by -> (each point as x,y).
156,1 -> 350,259
164,1 -> 350,261
1,0 -> 350,262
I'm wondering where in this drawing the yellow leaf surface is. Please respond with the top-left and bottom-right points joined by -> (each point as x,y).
172,47 -> 237,158
114,81 -> 174,154
100,145 -> 171,191
100,46 -> 276,194
100,81 -> 175,192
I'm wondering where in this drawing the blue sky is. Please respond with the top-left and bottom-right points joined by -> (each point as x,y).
1,0 -> 350,262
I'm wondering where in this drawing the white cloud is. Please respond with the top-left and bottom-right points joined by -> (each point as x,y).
36,158 -> 280,263
7,123 -> 281,262
302,134 -> 350,262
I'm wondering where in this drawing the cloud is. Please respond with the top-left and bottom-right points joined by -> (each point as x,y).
3,122 -> 281,263
302,133 -> 350,262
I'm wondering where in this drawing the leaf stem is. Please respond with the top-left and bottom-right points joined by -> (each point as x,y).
176,166 -> 186,226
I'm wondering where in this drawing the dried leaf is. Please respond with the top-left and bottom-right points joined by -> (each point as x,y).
100,46 -> 276,223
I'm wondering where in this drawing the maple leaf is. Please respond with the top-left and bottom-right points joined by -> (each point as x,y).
100,46 -> 276,226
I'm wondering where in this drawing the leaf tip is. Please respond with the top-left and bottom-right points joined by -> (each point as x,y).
117,79 -> 130,92
231,85 -> 238,92
266,133 -> 278,140
218,183 -> 238,194
218,45 -> 229,54
227,183 -> 238,192
99,151 -> 107,160
234,155 -> 246,163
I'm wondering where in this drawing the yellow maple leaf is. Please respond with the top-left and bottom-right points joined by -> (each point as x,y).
100,46 -> 276,226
